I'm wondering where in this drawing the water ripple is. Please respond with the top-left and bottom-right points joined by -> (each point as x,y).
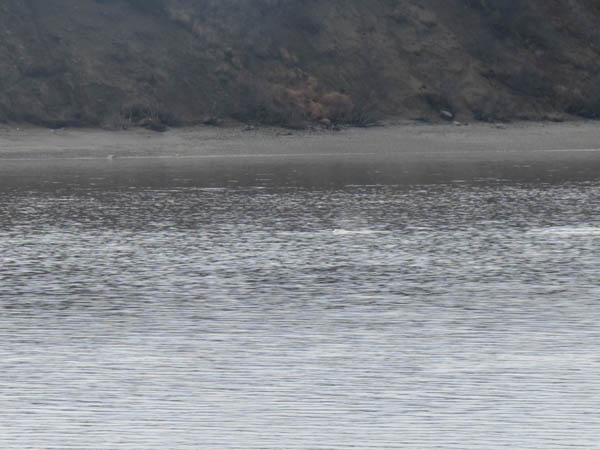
1,178 -> 599,449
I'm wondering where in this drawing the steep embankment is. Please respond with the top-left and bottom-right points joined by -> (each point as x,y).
1,0 -> 600,129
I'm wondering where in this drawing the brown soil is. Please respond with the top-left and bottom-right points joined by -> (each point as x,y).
2,0 -> 600,129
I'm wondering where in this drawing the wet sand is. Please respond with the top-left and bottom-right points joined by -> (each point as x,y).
1,120 -> 600,160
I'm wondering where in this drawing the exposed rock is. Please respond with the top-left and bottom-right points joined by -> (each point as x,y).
137,117 -> 168,132
146,122 -> 169,133
319,118 -> 332,128
440,110 -> 454,120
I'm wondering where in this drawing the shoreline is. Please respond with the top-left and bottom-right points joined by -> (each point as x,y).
1,120 -> 600,161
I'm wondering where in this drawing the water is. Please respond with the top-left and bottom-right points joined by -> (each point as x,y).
1,151 -> 600,449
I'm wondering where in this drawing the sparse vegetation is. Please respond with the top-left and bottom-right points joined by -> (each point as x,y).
3,0 -> 600,128
94,0 -> 166,14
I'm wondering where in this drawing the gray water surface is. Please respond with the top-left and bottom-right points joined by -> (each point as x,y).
1,151 -> 600,449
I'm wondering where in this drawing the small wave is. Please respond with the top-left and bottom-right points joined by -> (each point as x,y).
529,226 -> 600,236
332,229 -> 384,236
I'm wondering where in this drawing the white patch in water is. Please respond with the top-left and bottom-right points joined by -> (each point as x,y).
529,226 -> 600,236
332,229 -> 383,235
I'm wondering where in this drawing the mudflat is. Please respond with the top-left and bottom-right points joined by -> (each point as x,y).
1,121 -> 600,161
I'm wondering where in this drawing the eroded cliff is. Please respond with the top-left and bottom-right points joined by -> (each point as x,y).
2,0 -> 600,128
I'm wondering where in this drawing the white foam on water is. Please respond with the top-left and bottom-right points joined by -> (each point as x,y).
332,229 -> 385,236
529,226 -> 600,236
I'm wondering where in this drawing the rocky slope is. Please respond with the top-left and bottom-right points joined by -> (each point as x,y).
1,0 -> 600,129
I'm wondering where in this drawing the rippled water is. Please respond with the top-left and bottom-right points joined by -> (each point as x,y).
1,152 -> 600,449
